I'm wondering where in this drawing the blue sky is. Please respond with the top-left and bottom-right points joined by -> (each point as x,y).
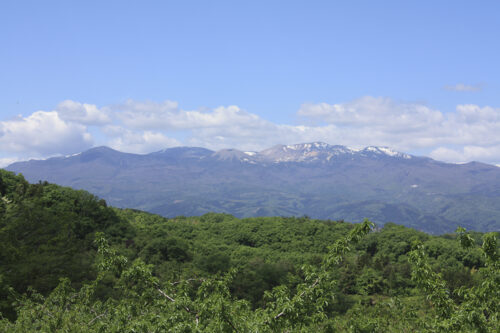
1,1 -> 500,166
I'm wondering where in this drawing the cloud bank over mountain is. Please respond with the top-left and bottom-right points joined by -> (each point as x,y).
1,97 -> 499,166
0,111 -> 93,157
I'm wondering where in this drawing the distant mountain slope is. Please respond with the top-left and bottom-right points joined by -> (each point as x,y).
6,142 -> 500,233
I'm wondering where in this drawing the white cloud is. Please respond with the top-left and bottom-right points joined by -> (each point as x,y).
298,97 -> 444,129
0,111 -> 93,157
0,157 -> 21,168
115,100 -> 267,131
296,97 -> 500,164
103,125 -> 181,154
454,104 -> 500,123
428,147 -> 465,162
1,97 -> 500,166
115,100 -> 180,129
298,96 -> 444,137
430,145 -> 500,164
56,100 -> 111,125
444,83 -> 483,92
297,97 -> 443,150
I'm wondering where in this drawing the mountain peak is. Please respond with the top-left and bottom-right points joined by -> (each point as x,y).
257,142 -> 412,163
150,146 -> 213,160
361,146 -> 412,159
259,142 -> 346,162
283,142 -> 331,151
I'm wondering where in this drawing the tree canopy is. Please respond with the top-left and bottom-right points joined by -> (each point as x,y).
0,169 -> 498,331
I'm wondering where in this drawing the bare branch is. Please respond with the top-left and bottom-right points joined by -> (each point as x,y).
170,278 -> 205,286
224,315 -> 240,332
88,313 -> 105,326
157,288 -> 195,315
157,288 -> 176,303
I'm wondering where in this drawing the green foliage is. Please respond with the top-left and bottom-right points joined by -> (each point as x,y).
0,170 -> 133,319
0,219 -> 376,332
0,173 -> 498,331
141,237 -> 192,264
408,228 -> 499,332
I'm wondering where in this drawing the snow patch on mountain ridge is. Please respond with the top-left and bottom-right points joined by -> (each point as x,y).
255,142 -> 413,163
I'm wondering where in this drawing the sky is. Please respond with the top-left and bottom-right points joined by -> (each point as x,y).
1,0 -> 500,166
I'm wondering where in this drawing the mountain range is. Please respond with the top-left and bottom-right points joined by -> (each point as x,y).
6,142 -> 500,234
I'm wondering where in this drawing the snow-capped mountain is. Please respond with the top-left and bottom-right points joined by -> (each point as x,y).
359,146 -> 412,159
206,142 -> 414,163
258,143 -> 356,162
256,142 -> 412,162
6,143 -> 500,234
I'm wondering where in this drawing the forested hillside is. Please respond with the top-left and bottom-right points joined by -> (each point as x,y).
0,169 -> 498,331
0,170 -> 134,319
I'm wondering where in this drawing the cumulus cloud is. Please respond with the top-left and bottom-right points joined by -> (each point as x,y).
298,96 -> 443,132
0,157 -> 21,168
115,100 -> 267,131
184,123 -> 308,151
56,100 -> 111,125
430,145 -> 500,164
109,100 -> 283,151
1,97 -> 500,166
297,97 -> 444,150
0,111 -> 93,157
103,125 -> 181,154
296,97 -> 500,163
444,83 -> 483,92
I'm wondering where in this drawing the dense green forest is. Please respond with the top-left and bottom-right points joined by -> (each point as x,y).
0,169 -> 498,332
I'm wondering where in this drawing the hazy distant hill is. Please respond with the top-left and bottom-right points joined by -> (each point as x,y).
7,142 -> 500,233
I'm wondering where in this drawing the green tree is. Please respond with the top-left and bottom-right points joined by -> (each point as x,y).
408,227 -> 499,332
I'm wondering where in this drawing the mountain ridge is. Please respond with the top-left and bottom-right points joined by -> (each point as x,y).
10,142 -> 498,167
6,142 -> 500,234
